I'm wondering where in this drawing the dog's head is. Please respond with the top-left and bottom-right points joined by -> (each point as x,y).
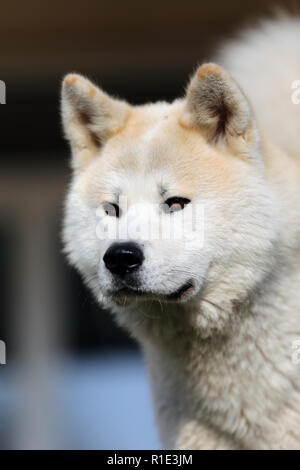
62,65 -> 279,338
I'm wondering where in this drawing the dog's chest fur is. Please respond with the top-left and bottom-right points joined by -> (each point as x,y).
142,267 -> 300,449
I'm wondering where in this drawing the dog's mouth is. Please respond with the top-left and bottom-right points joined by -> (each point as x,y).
112,280 -> 195,303
165,281 -> 194,300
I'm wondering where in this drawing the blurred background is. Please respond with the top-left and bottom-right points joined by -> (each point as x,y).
0,0 -> 297,449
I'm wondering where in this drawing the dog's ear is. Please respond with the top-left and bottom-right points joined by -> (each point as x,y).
61,74 -> 130,172
181,63 -> 259,157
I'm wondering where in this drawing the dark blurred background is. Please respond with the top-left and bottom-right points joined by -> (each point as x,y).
0,0 -> 297,449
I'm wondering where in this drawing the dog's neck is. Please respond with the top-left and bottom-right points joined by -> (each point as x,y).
141,260 -> 300,448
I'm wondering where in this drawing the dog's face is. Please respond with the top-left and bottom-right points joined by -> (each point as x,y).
62,65 -> 278,337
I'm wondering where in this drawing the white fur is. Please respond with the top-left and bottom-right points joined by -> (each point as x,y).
62,16 -> 300,449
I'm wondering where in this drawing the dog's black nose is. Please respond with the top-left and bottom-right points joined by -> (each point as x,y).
103,242 -> 144,276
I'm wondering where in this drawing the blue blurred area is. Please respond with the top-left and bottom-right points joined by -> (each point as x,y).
0,369 -> 9,434
0,352 -> 160,450
59,352 -> 160,450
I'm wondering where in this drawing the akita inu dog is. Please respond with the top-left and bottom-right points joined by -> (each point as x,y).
61,16 -> 300,449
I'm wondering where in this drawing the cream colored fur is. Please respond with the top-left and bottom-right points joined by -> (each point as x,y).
62,16 -> 300,449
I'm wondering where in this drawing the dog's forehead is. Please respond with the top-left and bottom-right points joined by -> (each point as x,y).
125,101 -> 181,137
82,99 -> 244,202
108,101 -> 183,162
96,101 -> 185,183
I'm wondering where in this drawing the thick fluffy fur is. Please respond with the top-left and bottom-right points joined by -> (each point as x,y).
62,16 -> 300,449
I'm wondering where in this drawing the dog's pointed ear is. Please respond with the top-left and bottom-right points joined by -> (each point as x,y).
181,63 -> 259,156
61,74 -> 130,172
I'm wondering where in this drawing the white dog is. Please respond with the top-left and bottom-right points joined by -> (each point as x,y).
62,15 -> 300,449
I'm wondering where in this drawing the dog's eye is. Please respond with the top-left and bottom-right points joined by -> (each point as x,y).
103,202 -> 121,218
163,197 -> 191,213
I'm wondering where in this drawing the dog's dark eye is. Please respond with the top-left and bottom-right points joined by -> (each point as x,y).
163,197 -> 191,213
103,202 -> 120,218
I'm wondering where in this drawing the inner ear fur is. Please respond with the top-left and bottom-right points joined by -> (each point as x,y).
182,63 -> 256,149
61,73 -> 130,172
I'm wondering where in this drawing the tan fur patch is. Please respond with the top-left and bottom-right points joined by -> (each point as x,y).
197,63 -> 222,79
89,86 -> 96,99
65,75 -> 78,86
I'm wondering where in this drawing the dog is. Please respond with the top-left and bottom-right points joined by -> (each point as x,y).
61,15 -> 300,449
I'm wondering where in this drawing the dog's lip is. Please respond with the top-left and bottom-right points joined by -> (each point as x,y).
112,280 -> 195,302
165,281 -> 194,300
